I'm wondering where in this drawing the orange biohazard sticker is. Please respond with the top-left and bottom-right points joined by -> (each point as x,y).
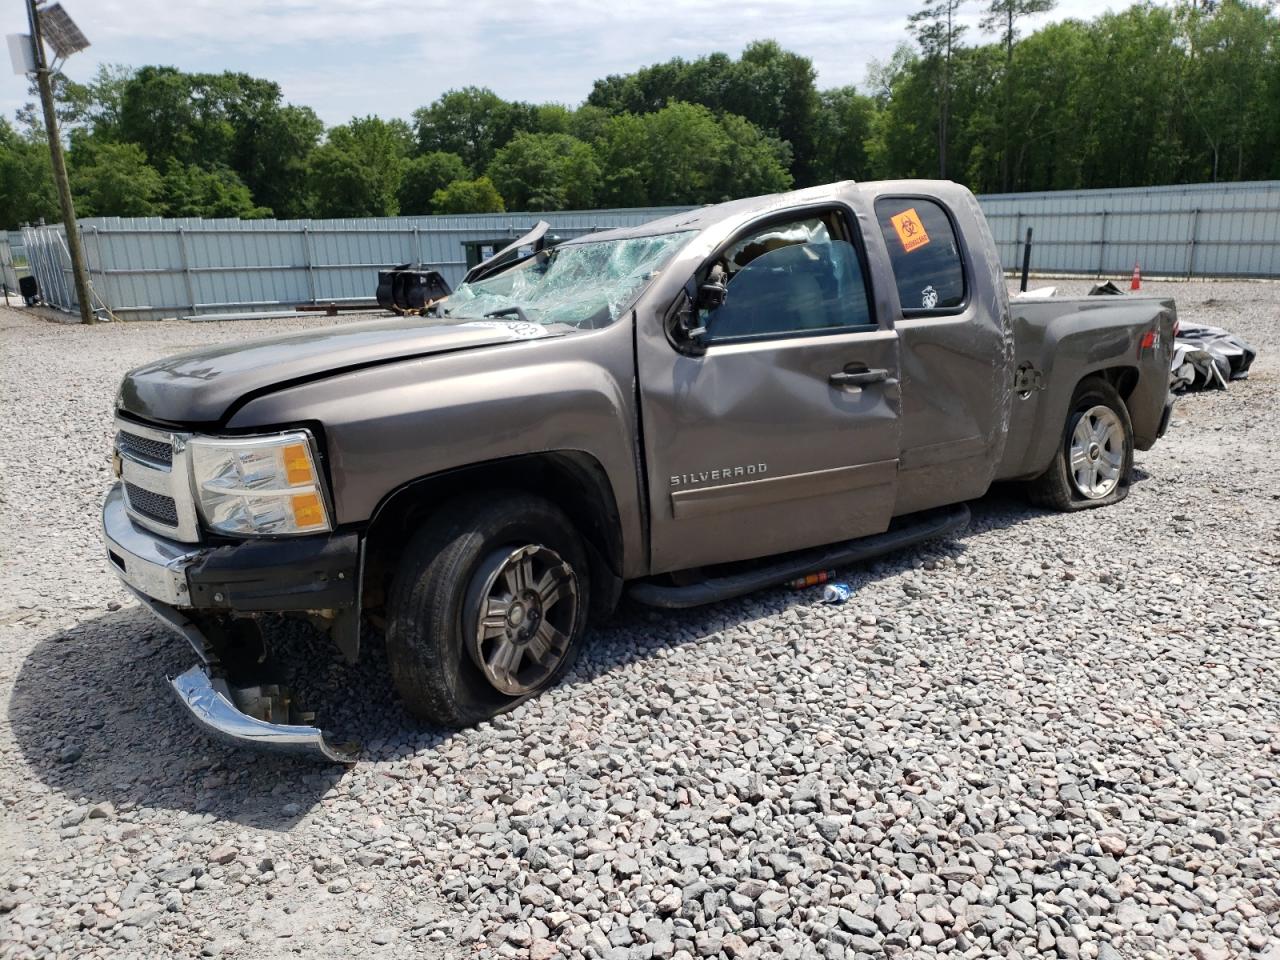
890,208 -> 931,253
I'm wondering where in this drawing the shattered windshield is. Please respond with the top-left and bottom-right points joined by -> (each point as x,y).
442,231 -> 695,329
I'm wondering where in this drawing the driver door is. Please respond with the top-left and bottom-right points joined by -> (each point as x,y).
637,205 -> 903,573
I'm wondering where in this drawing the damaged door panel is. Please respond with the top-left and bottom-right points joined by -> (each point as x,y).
636,205 -> 903,571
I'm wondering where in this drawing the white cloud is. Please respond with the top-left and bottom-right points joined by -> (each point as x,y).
2,0 -> 1144,127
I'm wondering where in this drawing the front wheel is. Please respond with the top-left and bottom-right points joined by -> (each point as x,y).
385,492 -> 590,728
1027,377 -> 1134,511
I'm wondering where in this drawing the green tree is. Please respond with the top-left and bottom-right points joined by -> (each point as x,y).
810,87 -> 876,184
595,102 -> 791,206
487,132 -> 601,211
909,0 -> 967,178
307,116 -> 411,218
160,162 -> 269,218
588,59 -> 690,115
569,104 -> 612,144
231,104 -> 323,219
0,118 -> 58,228
1263,17 -> 1280,179
864,49 -> 935,180
431,176 -> 505,214
30,64 -> 134,138
1074,5 -> 1189,187
597,104 -> 725,205
413,87 -> 521,171
592,113 -> 651,207
80,64 -> 134,137
1179,0 -> 1274,181
68,140 -> 164,217
398,151 -> 468,215
724,41 -> 820,185
530,104 -> 574,135
716,111 -> 794,198
117,67 -> 213,169
587,43 -> 820,185
864,44 -> 919,107
982,0 -> 1056,189
113,66 -> 322,216
990,21 -> 1090,190
9,15 -> 1280,223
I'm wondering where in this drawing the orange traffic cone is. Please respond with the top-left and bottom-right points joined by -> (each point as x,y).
1130,262 -> 1141,291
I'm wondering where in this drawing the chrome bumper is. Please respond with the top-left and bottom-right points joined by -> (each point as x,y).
170,666 -> 356,763
102,481 -> 357,764
102,482 -> 202,606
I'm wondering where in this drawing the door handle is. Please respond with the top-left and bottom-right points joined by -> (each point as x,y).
830,368 -> 889,387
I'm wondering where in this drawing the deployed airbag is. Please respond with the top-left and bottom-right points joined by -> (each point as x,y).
1171,322 -> 1257,392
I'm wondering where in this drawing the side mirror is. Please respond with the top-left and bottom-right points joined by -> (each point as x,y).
669,289 -> 707,349
669,265 -> 728,354
697,263 -> 728,311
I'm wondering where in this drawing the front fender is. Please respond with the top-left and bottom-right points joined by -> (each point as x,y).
226,324 -> 646,576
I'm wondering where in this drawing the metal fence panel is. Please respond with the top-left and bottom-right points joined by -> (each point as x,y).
981,180 -> 1280,279
24,207 -> 682,320
0,230 -> 19,292
17,183 -> 1280,321
21,223 -> 75,310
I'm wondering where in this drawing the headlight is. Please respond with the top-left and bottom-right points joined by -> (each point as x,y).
189,432 -> 331,536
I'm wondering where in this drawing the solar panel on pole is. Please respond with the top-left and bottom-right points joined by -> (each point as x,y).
38,3 -> 89,59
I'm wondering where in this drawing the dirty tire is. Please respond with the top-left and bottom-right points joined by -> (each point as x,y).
385,492 -> 590,728
1027,377 -> 1134,512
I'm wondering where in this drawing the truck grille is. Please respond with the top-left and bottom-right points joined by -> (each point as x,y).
124,481 -> 179,527
117,430 -> 173,466
114,417 -> 200,542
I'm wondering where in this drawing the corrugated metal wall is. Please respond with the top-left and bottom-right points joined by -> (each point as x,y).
22,209 -> 684,321
19,181 -> 1280,321
981,180 -> 1280,279
0,230 -> 19,293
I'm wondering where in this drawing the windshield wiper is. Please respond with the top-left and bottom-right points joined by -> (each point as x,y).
484,307 -> 532,325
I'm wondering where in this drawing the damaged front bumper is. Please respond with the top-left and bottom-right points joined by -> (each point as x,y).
171,665 -> 356,763
102,482 -> 358,763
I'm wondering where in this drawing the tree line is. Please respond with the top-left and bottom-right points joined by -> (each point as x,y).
2,0 -> 1277,229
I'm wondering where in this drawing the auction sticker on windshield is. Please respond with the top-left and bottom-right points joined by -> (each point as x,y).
890,208 -> 931,253
458,321 -> 549,339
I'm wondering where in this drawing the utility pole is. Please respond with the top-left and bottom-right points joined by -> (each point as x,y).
26,0 -> 95,324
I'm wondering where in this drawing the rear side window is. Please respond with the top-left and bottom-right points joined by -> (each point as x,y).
874,198 -> 966,313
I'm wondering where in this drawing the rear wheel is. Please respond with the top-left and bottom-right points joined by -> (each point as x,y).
385,492 -> 590,727
1027,377 -> 1133,511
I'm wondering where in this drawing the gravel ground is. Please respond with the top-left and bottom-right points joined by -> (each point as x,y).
1,281 -> 1278,960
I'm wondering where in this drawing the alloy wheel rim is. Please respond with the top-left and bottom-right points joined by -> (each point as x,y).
1068,404 -> 1125,499
465,544 -> 579,696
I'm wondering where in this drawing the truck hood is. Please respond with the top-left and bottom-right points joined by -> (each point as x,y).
117,315 -> 567,425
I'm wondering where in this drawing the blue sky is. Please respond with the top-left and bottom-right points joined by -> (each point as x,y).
4,0 -> 1115,128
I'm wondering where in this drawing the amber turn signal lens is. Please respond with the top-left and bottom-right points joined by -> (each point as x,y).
290,492 -> 325,529
283,443 -> 315,486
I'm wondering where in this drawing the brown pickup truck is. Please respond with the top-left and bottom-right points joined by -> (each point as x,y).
102,180 -> 1176,760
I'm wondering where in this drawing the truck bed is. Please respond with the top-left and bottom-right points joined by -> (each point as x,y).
997,294 -> 1177,482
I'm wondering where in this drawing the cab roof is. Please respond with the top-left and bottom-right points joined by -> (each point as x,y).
560,179 -> 969,245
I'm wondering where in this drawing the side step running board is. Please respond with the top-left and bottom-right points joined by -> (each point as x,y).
629,503 -> 970,610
